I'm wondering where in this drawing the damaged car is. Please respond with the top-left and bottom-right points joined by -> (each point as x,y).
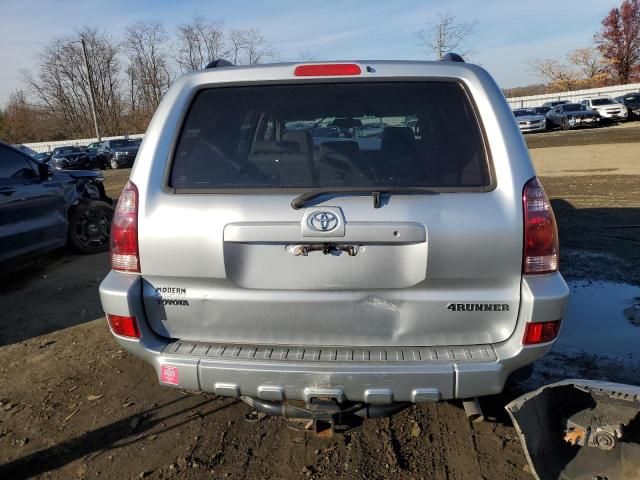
546,103 -> 600,130
0,141 -> 113,269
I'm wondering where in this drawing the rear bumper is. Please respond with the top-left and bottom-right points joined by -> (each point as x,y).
99,272 -> 569,403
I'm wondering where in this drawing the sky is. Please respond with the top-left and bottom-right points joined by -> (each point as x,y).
0,0 -> 622,106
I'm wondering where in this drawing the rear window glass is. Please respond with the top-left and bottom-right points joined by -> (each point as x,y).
170,82 -> 489,189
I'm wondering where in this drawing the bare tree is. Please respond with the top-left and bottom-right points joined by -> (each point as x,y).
567,47 -> 607,80
525,58 -> 582,91
0,90 -> 51,142
295,51 -> 318,61
123,21 -> 173,114
175,13 -> 227,72
23,27 -> 123,138
12,20 -> 281,141
228,28 -> 275,65
416,12 -> 478,60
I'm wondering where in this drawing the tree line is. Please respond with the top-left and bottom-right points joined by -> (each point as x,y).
0,14 -> 276,144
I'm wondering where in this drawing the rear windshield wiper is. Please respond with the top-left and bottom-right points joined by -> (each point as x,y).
291,187 -> 439,210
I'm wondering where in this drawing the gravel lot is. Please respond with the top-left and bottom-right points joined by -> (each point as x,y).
1,124 -> 639,479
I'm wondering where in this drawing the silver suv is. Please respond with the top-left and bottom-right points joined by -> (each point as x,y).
100,60 -> 568,417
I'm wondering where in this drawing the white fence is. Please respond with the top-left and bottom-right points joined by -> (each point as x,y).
22,133 -> 144,153
506,83 -> 640,108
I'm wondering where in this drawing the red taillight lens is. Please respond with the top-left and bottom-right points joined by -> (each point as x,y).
523,177 -> 559,274
294,63 -> 362,76
111,181 -> 139,272
523,320 -> 561,345
107,314 -> 140,339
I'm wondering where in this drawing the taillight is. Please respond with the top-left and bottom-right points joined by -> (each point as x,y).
523,320 -> 561,345
107,314 -> 140,339
523,177 -> 559,274
111,181 -> 139,272
294,63 -> 362,76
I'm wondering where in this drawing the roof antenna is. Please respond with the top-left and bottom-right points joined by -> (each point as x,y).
441,52 -> 465,63
204,59 -> 234,69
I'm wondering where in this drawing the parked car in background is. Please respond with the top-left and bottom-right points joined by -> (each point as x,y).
546,103 -> 600,130
86,142 -> 103,150
100,59 -> 568,426
541,100 -> 570,108
614,93 -> 640,120
532,106 -> 551,116
512,108 -> 546,133
51,145 -> 100,170
579,96 -> 628,122
0,141 -> 113,268
532,106 -> 552,128
357,123 -> 385,138
97,139 -> 140,169
310,126 -> 340,138
83,146 -> 99,165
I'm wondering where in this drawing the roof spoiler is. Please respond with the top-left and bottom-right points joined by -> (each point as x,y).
441,52 -> 465,63
204,59 -> 234,69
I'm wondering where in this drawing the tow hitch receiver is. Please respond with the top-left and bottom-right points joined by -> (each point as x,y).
506,380 -> 640,480
240,396 -> 411,436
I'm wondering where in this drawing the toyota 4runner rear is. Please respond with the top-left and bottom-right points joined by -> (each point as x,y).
99,59 -> 568,418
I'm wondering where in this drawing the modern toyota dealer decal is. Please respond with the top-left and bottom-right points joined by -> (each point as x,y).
154,286 -> 190,306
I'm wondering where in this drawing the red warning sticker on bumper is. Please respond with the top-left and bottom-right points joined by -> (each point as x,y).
160,365 -> 179,385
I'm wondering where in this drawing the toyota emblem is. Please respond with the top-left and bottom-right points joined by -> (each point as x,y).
308,211 -> 339,232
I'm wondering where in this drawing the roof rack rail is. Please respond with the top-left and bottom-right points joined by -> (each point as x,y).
204,59 -> 234,69
441,52 -> 465,63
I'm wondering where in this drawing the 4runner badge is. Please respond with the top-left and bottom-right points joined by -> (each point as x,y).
447,303 -> 510,312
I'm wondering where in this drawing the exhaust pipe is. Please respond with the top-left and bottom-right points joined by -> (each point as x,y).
240,396 -> 313,419
462,398 -> 484,423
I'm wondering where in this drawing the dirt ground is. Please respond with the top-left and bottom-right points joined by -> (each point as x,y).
1,125 -> 639,479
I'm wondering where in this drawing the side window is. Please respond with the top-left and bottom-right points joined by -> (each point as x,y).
0,145 -> 36,180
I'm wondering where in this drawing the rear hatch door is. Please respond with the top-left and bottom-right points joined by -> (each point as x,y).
139,78 -> 522,347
